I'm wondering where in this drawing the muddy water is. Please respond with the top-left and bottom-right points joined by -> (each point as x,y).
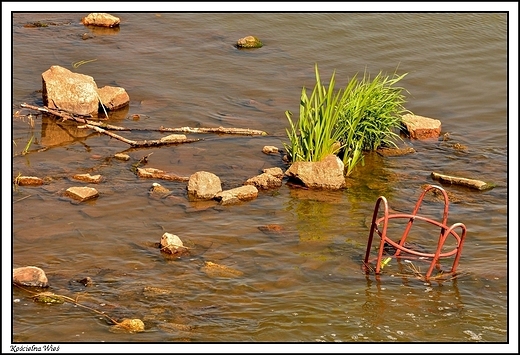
8,11 -> 512,351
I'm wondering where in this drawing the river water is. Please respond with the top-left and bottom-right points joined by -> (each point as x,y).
6,8 -> 516,353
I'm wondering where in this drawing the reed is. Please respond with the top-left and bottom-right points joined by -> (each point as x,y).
284,65 -> 410,177
284,64 -> 349,162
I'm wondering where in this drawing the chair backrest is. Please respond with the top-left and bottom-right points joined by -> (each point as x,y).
363,185 -> 467,280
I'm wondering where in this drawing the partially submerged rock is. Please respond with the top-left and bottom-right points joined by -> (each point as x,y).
262,146 -> 279,154
137,167 -> 189,182
149,182 -> 171,198
160,134 -> 188,143
72,173 -> 102,184
285,154 -> 346,190
159,232 -> 189,255
244,167 -> 284,190
114,153 -> 130,161
81,13 -> 121,28
402,114 -> 442,140
201,261 -> 243,278
187,171 -> 222,200
42,65 -> 99,116
14,176 -> 44,186
97,86 -> 130,111
64,186 -> 99,202
214,185 -> 258,205
377,147 -> 416,157
111,318 -> 145,333
13,266 -> 49,287
236,35 -> 263,48
41,65 -> 129,116
431,172 -> 495,190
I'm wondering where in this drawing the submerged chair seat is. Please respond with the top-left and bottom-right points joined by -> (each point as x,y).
363,184 -> 467,280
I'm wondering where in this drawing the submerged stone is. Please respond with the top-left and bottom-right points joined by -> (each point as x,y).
236,35 -> 263,48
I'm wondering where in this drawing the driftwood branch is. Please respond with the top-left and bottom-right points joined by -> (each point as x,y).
20,103 -> 90,124
20,103 -> 268,136
79,124 -> 202,147
157,126 -> 267,136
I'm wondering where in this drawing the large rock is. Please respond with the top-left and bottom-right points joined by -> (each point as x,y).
285,154 -> 346,190
13,266 -> 49,287
81,13 -> 120,28
42,65 -> 130,116
402,114 -> 442,139
187,171 -> 222,200
42,65 -> 99,116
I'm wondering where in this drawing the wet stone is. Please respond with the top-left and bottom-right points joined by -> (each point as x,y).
13,266 -> 49,287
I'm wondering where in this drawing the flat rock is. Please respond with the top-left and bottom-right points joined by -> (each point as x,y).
214,185 -> 258,205
15,176 -> 44,186
402,114 -> 442,139
137,167 -> 189,182
64,186 -> 99,202
72,173 -> 102,183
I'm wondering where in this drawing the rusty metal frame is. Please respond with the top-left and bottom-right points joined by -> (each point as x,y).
363,185 -> 467,280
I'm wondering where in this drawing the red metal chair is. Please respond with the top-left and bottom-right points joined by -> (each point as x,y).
363,185 -> 467,280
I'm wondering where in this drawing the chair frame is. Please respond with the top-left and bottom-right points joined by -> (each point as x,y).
363,185 -> 467,280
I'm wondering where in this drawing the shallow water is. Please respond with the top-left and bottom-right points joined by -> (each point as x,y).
7,10 -> 514,351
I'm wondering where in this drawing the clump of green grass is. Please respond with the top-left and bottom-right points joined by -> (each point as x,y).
284,64 -> 349,163
284,64 -> 410,177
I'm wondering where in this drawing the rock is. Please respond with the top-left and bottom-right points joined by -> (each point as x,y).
244,172 -> 283,190
262,145 -> 279,154
187,171 -> 222,200
64,186 -> 99,202
137,167 -> 189,182
377,147 -> 416,157
159,232 -> 188,255
14,176 -> 44,186
72,173 -> 102,183
431,172 -> 495,191
149,183 -> 171,198
159,134 -> 187,143
263,167 -> 284,179
42,65 -> 99,116
284,154 -> 346,190
111,318 -> 145,333
81,13 -> 120,28
97,86 -> 130,111
236,35 -> 263,48
258,224 -> 284,234
402,114 -> 442,139
200,261 -> 243,278
214,185 -> 258,205
114,153 -> 130,161
13,266 -> 49,287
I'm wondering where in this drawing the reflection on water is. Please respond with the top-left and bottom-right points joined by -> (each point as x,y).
9,11 -> 510,347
